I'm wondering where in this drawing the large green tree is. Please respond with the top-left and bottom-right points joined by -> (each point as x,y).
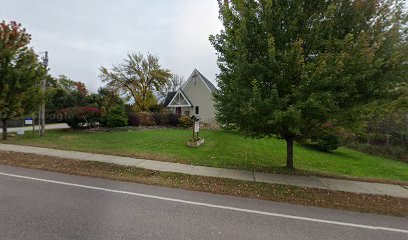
210,0 -> 407,168
99,52 -> 171,111
0,21 -> 46,140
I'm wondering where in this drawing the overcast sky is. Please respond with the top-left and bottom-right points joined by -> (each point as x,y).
1,0 -> 223,92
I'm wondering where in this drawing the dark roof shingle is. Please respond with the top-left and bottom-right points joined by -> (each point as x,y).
163,91 -> 176,107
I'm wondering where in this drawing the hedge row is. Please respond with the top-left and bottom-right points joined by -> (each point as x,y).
128,111 -> 187,127
59,107 -> 193,129
58,107 -> 101,129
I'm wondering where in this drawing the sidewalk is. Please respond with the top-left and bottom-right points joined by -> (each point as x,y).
0,143 -> 407,198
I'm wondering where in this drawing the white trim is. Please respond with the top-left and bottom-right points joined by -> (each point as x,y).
182,69 -> 212,92
167,89 -> 192,107
1,172 -> 407,234
167,105 -> 192,107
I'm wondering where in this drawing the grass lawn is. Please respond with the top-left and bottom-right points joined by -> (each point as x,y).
4,128 -> 408,182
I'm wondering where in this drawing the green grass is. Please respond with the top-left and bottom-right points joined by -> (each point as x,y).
4,128 -> 408,182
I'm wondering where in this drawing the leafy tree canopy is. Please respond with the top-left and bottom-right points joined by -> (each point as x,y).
99,52 -> 172,112
210,0 -> 407,168
47,75 -> 93,115
90,86 -> 125,113
0,21 -> 46,140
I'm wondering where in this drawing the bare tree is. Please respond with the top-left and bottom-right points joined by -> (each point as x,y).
158,74 -> 185,101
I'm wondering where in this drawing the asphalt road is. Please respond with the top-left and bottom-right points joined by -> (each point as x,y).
0,165 -> 407,240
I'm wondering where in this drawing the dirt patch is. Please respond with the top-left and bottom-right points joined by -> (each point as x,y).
0,150 -> 407,217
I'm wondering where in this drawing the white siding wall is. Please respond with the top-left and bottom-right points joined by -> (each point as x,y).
168,107 -> 192,116
182,75 -> 216,124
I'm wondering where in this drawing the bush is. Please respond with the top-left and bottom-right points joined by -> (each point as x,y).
317,135 -> 340,152
346,142 -> 408,163
178,115 -> 193,128
128,110 -> 180,127
152,112 -> 163,125
128,113 -> 140,126
166,112 -> 179,126
149,104 -> 164,113
151,110 -> 179,126
390,146 -> 406,160
103,126 -> 139,132
106,107 -> 128,127
58,106 -> 101,129
128,112 -> 155,126
137,112 -> 155,126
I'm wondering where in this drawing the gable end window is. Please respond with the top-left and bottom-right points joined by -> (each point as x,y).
195,106 -> 199,115
169,91 -> 190,106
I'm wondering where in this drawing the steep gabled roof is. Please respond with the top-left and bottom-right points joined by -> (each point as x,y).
163,91 -> 176,107
182,69 -> 217,92
166,89 -> 192,107
196,70 -> 217,91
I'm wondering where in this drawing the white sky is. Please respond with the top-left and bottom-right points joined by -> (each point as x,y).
1,0 -> 223,92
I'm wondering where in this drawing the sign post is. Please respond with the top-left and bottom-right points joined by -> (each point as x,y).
24,117 -> 34,137
191,115 -> 200,140
24,118 -> 33,126
194,121 -> 199,138
187,114 -> 204,147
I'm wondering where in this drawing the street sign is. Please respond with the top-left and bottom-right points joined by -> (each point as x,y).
24,118 -> 33,125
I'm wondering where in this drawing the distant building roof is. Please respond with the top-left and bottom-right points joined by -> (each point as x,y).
182,69 -> 217,92
163,91 -> 176,107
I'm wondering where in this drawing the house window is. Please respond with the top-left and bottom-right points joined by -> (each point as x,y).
195,106 -> 199,114
176,107 -> 182,115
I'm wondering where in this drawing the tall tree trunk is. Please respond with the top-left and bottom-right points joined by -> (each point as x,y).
2,119 -> 7,140
286,138 -> 294,169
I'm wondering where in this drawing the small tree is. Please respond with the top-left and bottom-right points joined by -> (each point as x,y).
106,106 -> 128,127
0,21 -> 46,140
91,86 -> 125,112
99,52 -> 171,111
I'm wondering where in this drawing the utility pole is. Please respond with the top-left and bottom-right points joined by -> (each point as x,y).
39,51 -> 48,137
406,113 -> 408,150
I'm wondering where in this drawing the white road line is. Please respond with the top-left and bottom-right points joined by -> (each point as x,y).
1,171 -> 407,234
